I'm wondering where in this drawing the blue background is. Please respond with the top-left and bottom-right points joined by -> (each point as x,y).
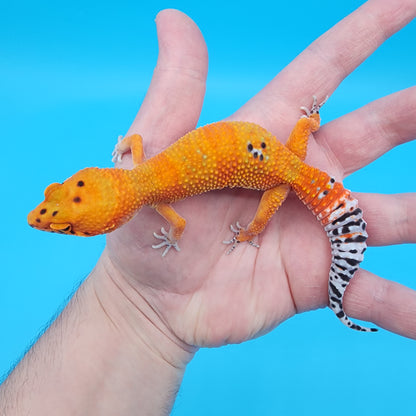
1,1 -> 415,414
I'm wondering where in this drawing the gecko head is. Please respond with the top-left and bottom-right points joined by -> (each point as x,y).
28,168 -> 125,236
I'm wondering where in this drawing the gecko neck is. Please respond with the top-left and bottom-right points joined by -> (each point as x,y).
116,164 -> 157,207
95,166 -> 156,228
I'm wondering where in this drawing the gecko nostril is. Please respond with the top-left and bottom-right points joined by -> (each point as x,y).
52,211 -> 58,216
36,218 -> 41,223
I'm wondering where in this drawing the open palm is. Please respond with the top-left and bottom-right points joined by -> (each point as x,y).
102,4 -> 416,349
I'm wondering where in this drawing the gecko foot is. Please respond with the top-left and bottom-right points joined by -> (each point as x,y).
111,135 -> 125,163
222,222 -> 260,255
300,95 -> 328,118
152,227 -> 181,257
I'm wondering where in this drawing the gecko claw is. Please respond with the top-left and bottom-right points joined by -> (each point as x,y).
152,227 -> 181,257
223,222 -> 259,254
300,95 -> 328,118
111,135 -> 124,163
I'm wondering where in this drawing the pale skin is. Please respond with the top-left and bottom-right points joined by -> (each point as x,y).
2,1 -> 416,414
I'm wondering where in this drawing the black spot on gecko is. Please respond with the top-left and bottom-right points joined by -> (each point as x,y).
253,151 -> 258,158
334,262 -> 348,271
247,143 -> 253,151
329,281 -> 342,298
73,196 -> 82,203
341,226 -> 351,234
323,190 -> 329,196
40,209 -> 47,215
338,272 -> 350,282
77,180 -> 85,187
259,154 -> 264,161
332,208 -> 362,225
344,219 -> 363,228
344,235 -> 367,243
261,142 -> 266,149
330,178 -> 335,184
344,257 -> 360,267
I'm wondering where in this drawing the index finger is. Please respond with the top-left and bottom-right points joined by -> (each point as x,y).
231,0 -> 416,135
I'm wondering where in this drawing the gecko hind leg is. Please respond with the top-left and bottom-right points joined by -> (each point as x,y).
223,96 -> 327,254
299,95 -> 328,118
223,222 -> 260,255
223,184 -> 290,253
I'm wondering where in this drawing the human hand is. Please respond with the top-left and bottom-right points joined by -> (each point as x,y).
99,2 -> 416,361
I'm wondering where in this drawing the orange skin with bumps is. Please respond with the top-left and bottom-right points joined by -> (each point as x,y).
28,111 -> 332,247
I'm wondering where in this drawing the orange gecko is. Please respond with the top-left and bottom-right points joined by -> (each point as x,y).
28,97 -> 376,333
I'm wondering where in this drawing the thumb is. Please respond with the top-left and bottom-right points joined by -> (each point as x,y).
125,9 -> 208,158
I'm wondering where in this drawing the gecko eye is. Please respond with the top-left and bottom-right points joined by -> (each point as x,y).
44,182 -> 61,198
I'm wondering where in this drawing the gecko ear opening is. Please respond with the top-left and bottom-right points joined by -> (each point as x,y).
50,223 -> 72,232
44,182 -> 61,198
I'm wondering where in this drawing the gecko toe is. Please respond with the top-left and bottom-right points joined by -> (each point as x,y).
152,227 -> 180,256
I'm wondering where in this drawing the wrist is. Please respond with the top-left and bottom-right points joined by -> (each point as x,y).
0,248 -> 195,416
92,247 -> 197,370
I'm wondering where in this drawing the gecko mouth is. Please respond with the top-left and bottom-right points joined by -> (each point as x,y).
49,222 -> 72,234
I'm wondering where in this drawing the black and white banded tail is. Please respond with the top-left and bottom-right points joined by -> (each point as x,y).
322,195 -> 377,332
292,166 -> 378,332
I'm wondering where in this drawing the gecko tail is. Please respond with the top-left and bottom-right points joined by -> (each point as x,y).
327,266 -> 378,332
320,191 -> 378,332
292,165 -> 378,332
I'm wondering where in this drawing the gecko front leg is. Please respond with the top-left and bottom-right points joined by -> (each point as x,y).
152,227 -> 181,257
112,134 -> 145,165
112,134 -> 187,257
151,203 -> 187,257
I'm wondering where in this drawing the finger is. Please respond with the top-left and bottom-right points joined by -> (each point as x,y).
344,269 -> 416,339
357,192 -> 416,246
316,87 -> 416,175
232,0 -> 416,132
125,9 -> 208,159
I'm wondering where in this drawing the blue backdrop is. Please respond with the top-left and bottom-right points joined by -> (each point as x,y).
1,1 -> 415,414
